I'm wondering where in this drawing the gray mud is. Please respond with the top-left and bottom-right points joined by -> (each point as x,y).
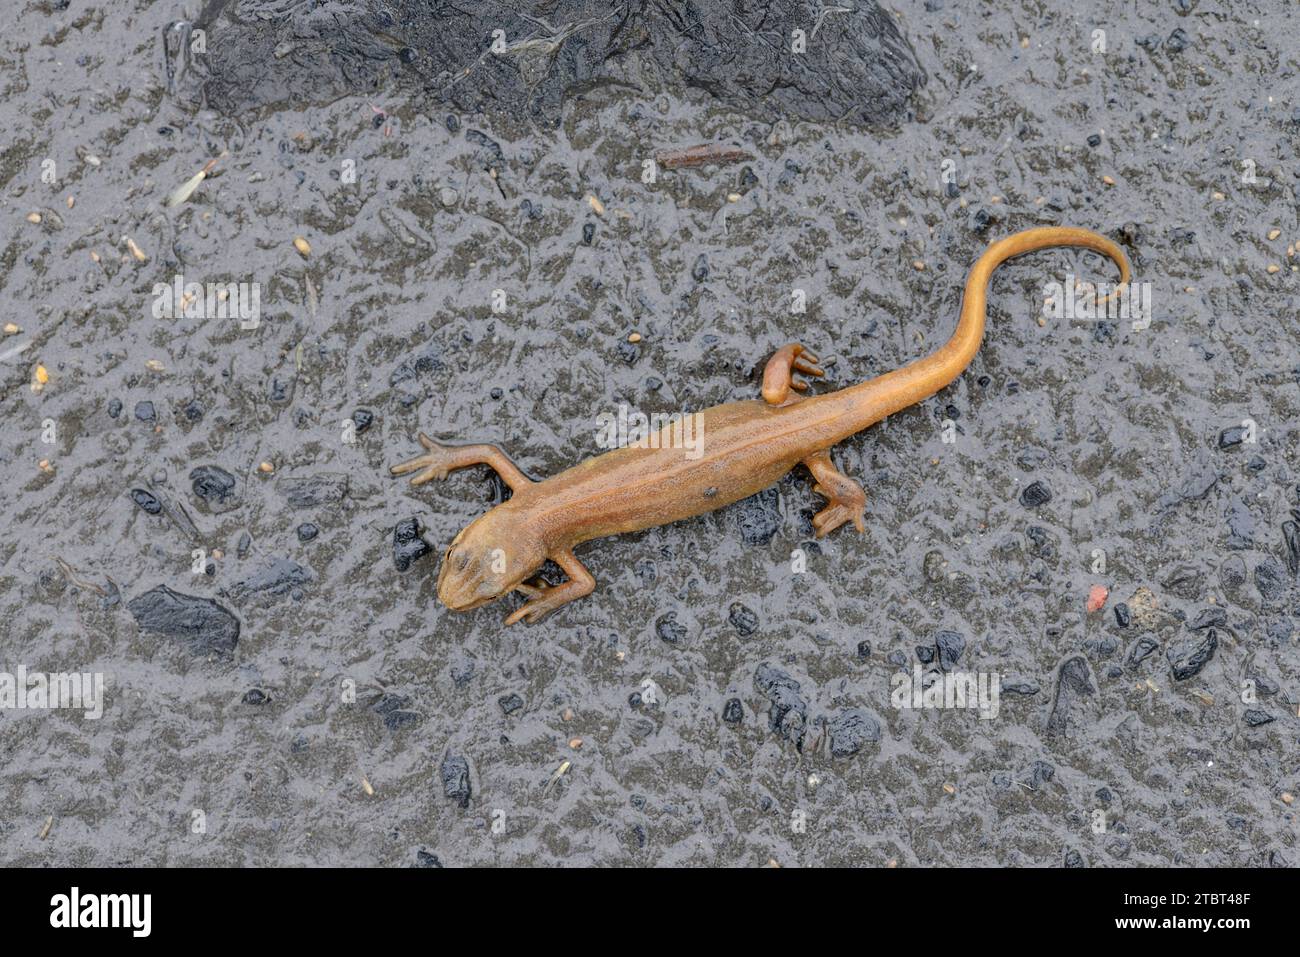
2,0 -> 1298,867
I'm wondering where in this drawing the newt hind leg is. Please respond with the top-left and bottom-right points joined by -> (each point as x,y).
803,449 -> 866,537
761,343 -> 824,405
390,432 -> 532,490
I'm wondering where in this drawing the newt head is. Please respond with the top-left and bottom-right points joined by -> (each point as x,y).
436,511 -> 546,611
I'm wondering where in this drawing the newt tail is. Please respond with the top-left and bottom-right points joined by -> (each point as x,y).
392,226 -> 1133,626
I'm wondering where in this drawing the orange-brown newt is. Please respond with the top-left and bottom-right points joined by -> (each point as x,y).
392,227 -> 1131,625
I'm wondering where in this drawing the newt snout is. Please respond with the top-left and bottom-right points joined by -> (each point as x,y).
393,226 -> 1133,626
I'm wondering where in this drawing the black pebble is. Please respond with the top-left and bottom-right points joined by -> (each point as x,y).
297,523 -> 319,543
1020,480 -> 1053,507
1114,602 -> 1131,627
856,640 -> 871,660
691,253 -> 709,282
655,612 -> 687,645
498,693 -> 523,715
1189,607 -> 1226,631
722,698 -> 744,723
936,630 -> 966,671
108,398 -> 122,418
393,517 -> 432,571
190,465 -> 239,509
352,408 -> 374,433
242,688 -> 270,705
728,602 -> 759,636
1218,425 -> 1247,449
1243,709 -> 1274,727
1167,629 -> 1218,680
183,399 -> 204,422
130,489 -> 162,515
440,755 -> 472,808
582,222 -> 595,245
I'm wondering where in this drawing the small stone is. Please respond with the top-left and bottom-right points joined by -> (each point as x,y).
828,708 -> 882,757
1167,629 -> 1218,681
439,187 -> 459,207
1020,480 -> 1053,507
498,693 -> 523,715
393,518 -> 432,571
440,755 -> 472,808
728,602 -> 759,636
722,698 -> 743,723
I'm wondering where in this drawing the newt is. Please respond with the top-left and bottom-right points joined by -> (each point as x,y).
392,226 -> 1131,625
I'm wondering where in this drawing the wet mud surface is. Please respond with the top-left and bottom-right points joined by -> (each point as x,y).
2,0 -> 1299,866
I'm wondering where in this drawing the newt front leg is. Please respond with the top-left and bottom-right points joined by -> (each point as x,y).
505,548 -> 596,626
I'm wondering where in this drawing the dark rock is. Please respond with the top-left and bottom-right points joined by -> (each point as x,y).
651,612 -> 688,646
393,518 -> 432,571
130,489 -> 162,515
1046,655 -> 1094,735
352,408 -> 374,433
1243,709 -> 1274,727
372,693 -> 421,730
1125,635 -> 1160,670
127,585 -> 240,655
236,531 -> 252,559
856,640 -> 871,660
1167,630 -> 1218,680
183,399 -> 205,422
134,400 -> 156,422
1188,607 -> 1226,630
1003,681 -> 1040,695
414,849 -> 443,868
1024,760 -> 1055,788
498,693 -> 524,715
1162,563 -> 1204,600
732,487 -> 782,544
754,662 -> 807,749
728,602 -> 759,636
1064,848 -> 1085,868
107,398 -> 122,418
278,473 -> 348,508
827,708 -> 881,757
1218,425 -> 1247,448
1020,480 -> 1053,507
691,253 -> 709,282
242,688 -> 270,705
1113,602 -> 1131,628
915,644 -> 935,664
440,755 -> 472,808
296,523 -> 319,543
227,558 -> 312,600
721,697 -> 743,723
935,630 -> 966,671
1255,559 -> 1286,604
189,465 -> 241,512
1284,521 -> 1300,574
